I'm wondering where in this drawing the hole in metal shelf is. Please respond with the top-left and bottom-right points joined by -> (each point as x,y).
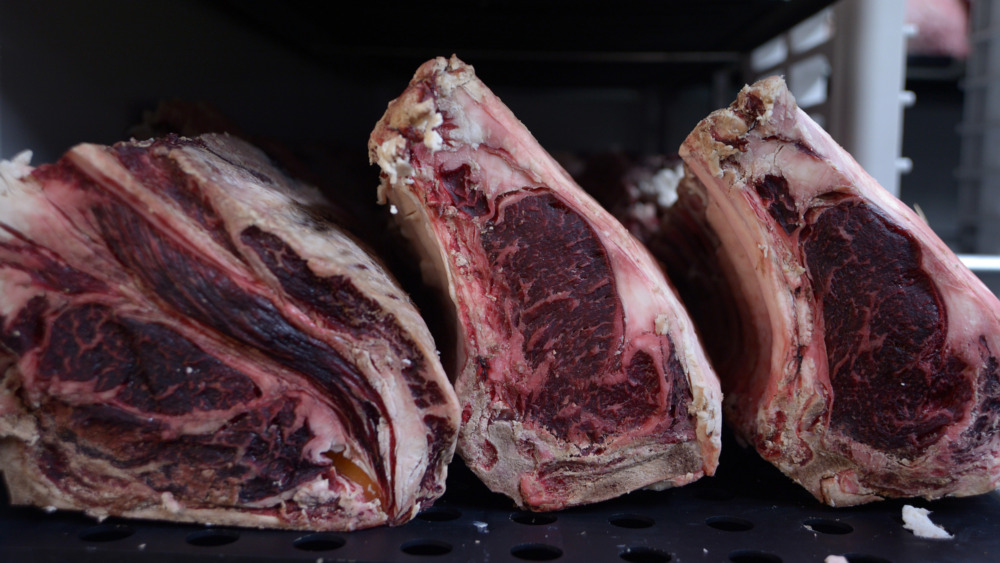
185,529 -> 240,547
293,532 -> 346,551
843,554 -> 893,563
620,545 -> 673,562
78,524 -> 135,542
400,538 -> 453,556
803,517 -> 853,535
417,505 -> 462,522
706,516 -> 754,532
511,542 -> 563,561
511,512 -> 558,525
728,549 -> 783,563
609,513 -> 655,529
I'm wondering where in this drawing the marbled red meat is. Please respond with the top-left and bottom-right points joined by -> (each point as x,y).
0,134 -> 460,530
368,56 -> 722,511
678,76 -> 1000,506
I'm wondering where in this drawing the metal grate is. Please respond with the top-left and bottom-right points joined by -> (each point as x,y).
2,431 -> 998,562
957,0 -> 1000,254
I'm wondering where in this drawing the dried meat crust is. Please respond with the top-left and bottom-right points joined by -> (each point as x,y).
680,76 -> 1000,506
370,56 -> 722,510
0,134 -> 460,530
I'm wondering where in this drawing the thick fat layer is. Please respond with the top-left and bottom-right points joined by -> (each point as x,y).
679,76 -> 1000,505
0,135 -> 459,529
369,56 -> 721,510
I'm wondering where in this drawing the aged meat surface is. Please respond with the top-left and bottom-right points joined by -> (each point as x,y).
0,134 -> 460,530
568,154 -> 745,384
679,76 -> 1000,506
368,56 -> 722,511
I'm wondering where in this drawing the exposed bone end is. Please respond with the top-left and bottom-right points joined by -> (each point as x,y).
436,55 -> 479,99
679,75 -> 793,179
681,114 -> 745,179
734,75 -> 784,126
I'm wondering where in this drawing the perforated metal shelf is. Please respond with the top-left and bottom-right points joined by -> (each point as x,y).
2,430 -> 998,563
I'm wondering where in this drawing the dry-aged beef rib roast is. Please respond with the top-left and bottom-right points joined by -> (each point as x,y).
678,76 -> 1000,506
0,134 -> 460,530
369,56 -> 722,511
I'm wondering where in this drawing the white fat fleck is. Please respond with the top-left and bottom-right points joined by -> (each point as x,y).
445,111 -> 484,150
698,408 -> 721,447
293,477 -> 339,507
406,98 -> 444,152
389,204 -> 399,215
425,128 -> 443,151
13,151 -> 32,167
161,492 -> 182,514
0,151 -> 33,195
783,263 -> 806,277
758,243 -> 769,259
401,358 -> 412,368
375,137 -> 412,185
654,314 -> 671,336
902,505 -> 953,539
637,164 -> 684,208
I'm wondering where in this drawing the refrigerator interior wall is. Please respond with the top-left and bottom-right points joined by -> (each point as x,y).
0,2 -> 386,165
1,1 -> 842,164
745,0 -> 912,199
958,0 -> 1000,255
0,0 -> 989,291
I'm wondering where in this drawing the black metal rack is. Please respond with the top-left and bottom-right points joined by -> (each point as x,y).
3,431 -> 998,563
211,0 -> 838,86
0,0 -> 837,163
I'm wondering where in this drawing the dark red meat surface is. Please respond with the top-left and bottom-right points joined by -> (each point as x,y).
0,134 -> 459,530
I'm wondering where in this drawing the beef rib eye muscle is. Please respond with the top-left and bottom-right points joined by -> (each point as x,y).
0,134 -> 460,530
679,76 -> 1000,506
368,56 -> 722,511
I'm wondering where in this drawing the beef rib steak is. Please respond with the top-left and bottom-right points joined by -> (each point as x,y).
678,76 -> 1000,506
0,133 -> 460,530
368,56 -> 722,511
